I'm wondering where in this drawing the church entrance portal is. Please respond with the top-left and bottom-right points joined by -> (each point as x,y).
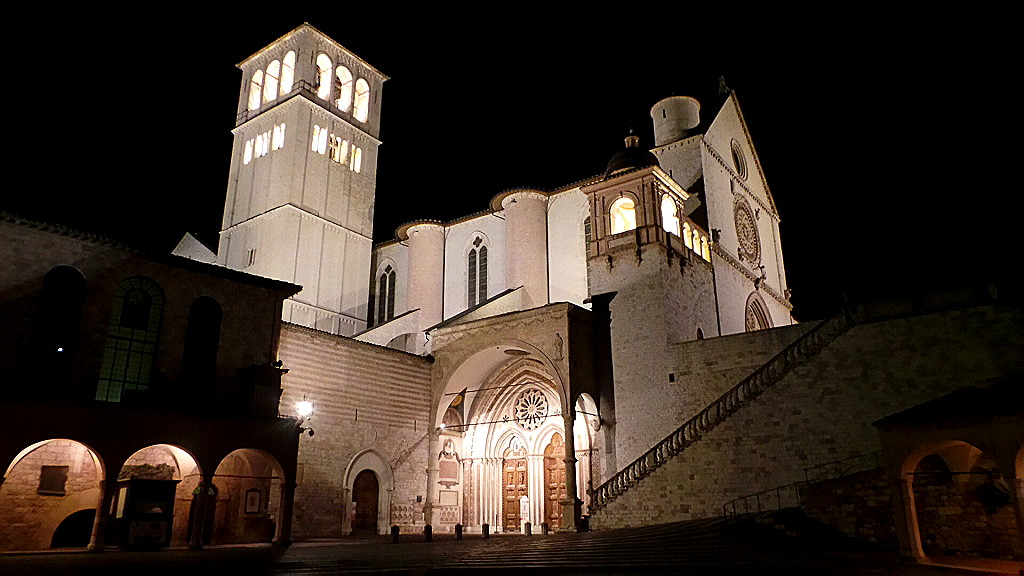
502,441 -> 528,532
352,470 -> 379,535
544,433 -> 567,529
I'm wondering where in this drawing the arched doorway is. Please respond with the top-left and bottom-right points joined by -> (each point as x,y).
502,437 -> 528,532
352,470 -> 379,535
116,444 -> 200,548
50,509 -> 96,548
210,449 -> 285,545
543,433 -> 567,529
0,439 -> 104,551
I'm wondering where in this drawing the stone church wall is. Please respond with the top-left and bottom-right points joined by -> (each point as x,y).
277,324 -> 432,537
591,303 -> 1022,530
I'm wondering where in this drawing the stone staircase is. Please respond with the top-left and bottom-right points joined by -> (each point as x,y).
590,308 -> 853,512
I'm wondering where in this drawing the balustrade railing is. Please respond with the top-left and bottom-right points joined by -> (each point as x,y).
589,309 -> 852,511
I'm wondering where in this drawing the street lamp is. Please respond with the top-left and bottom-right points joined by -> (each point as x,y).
297,397 -> 314,437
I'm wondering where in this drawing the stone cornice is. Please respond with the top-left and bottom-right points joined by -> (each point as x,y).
711,243 -> 792,310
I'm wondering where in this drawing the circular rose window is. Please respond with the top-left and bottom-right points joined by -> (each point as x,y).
734,199 -> 760,264
513,389 -> 548,430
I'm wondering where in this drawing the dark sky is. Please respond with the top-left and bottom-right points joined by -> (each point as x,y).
5,11 -> 1009,321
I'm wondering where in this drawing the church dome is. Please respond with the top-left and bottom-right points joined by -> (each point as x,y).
604,133 -> 659,178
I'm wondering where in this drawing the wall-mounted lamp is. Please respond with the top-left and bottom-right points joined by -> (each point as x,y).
297,397 -> 314,437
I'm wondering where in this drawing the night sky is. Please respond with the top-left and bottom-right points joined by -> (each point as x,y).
4,11 -> 1009,321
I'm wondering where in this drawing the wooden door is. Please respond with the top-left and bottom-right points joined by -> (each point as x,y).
544,433 -> 567,529
352,469 -> 379,535
502,445 -> 528,532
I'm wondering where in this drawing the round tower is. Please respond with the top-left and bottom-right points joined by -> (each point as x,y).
402,221 -> 445,341
497,189 -> 549,309
650,96 -> 700,147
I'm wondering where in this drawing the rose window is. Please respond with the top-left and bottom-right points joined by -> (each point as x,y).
513,389 -> 548,430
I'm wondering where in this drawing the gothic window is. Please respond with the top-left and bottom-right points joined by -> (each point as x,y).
263,59 -> 280,103
376,265 -> 396,324
316,54 -> 332,100
730,139 -> 748,180
609,197 -> 636,235
96,277 -> 163,403
661,194 -> 680,237
32,266 -> 86,382
247,69 -> 263,111
682,221 -> 693,249
467,237 -> 487,308
335,66 -> 353,112
353,79 -> 370,122
280,51 -> 295,94
271,123 -> 286,150
243,139 -> 253,164
181,297 -> 221,383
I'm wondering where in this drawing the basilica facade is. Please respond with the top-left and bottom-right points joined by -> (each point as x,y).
3,23 -> 1020,562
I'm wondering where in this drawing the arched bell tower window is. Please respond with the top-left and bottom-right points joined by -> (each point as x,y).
316,54 -> 333,100
335,66 -> 353,112
247,69 -> 263,111
376,265 -> 396,324
609,197 -> 636,235
280,51 -> 296,94
354,79 -> 370,122
263,59 -> 281,103
661,194 -> 680,237
96,277 -> 164,402
467,236 -> 488,308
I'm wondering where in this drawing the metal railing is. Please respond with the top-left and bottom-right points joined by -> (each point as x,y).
589,308 -> 852,511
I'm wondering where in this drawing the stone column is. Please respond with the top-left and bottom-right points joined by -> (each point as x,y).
423,429 -> 440,526
527,454 -> 544,527
188,474 -> 215,550
560,412 -> 578,531
275,475 -> 295,546
88,479 -> 118,551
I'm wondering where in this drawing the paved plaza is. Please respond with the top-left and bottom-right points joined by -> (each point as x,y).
2,518 -> 1020,575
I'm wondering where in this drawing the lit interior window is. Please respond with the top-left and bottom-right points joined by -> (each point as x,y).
312,125 -> 328,154
682,222 -> 692,249
280,51 -> 295,94
272,123 -> 286,150
248,70 -> 263,111
609,197 -> 637,234
316,54 -> 332,100
243,139 -> 253,164
340,140 -> 349,165
335,66 -> 353,112
661,195 -> 680,237
264,60 -> 280,102
353,79 -> 370,122
329,135 -> 342,163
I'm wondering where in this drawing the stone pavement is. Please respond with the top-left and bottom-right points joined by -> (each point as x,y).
1,517 -> 1020,575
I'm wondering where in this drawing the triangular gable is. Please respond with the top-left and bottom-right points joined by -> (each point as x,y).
707,92 -> 779,218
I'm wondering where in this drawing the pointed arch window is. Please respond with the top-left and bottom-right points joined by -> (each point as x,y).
609,197 -> 636,235
376,265 -> 397,324
316,54 -> 333,100
335,66 -> 353,112
353,79 -> 370,122
96,277 -> 163,402
467,237 -> 488,308
247,69 -> 263,111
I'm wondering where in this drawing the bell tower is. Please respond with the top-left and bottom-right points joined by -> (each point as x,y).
217,23 -> 386,335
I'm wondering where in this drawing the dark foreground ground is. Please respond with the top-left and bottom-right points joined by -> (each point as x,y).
2,516 -> 1021,575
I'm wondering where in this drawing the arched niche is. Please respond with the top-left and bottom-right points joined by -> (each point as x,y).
343,450 -> 394,536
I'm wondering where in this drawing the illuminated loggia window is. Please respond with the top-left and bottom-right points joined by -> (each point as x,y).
335,66 -> 353,111
609,197 -> 637,234
263,59 -> 280,103
248,69 -> 263,111
701,236 -> 710,261
354,79 -> 370,122
281,51 -> 295,94
351,146 -> 362,173
661,195 -> 680,237
692,228 -> 701,253
329,136 -> 349,164
271,123 -> 286,150
311,125 -> 328,154
316,54 -> 332,100
254,131 -> 270,158
243,140 -> 253,164
682,222 -> 692,249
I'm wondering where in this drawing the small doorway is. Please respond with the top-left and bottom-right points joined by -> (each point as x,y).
544,433 -> 567,529
352,470 -> 379,535
502,439 -> 528,532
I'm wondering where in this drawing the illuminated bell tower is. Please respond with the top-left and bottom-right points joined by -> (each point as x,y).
217,23 -> 386,335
